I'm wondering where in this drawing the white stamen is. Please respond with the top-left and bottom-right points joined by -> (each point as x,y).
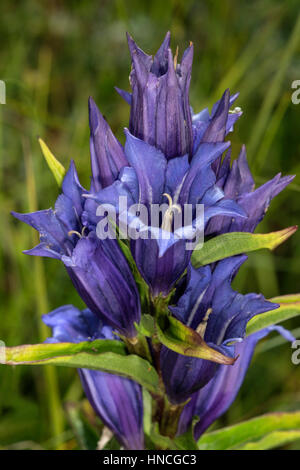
81,225 -> 88,237
196,308 -> 212,338
173,46 -> 179,70
68,230 -> 82,239
161,193 -> 182,232
229,106 -> 242,114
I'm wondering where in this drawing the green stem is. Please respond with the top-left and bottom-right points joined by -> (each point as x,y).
123,334 -> 153,364
159,399 -> 186,439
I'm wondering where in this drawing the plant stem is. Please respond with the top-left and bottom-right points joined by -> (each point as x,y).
159,399 -> 186,439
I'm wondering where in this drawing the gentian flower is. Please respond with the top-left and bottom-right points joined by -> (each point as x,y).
12,163 -> 140,338
11,32 -> 297,448
160,255 -> 279,404
43,305 -> 144,450
118,32 -> 194,159
206,145 -> 294,235
192,89 -> 242,150
88,96 -> 128,191
88,129 -> 246,296
178,324 -> 295,439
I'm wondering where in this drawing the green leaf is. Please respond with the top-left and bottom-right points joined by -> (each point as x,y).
142,389 -> 153,435
4,339 -> 126,362
4,341 -> 159,394
238,430 -> 300,450
135,314 -> 155,338
246,296 -> 300,336
117,236 -> 150,308
174,417 -> 199,450
191,227 -> 297,268
39,138 -> 66,187
198,411 -> 300,450
156,311 -> 235,365
270,293 -> 300,304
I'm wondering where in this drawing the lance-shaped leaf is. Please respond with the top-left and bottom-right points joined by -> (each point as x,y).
270,293 -> 300,304
38,138 -> 66,187
238,430 -> 300,450
246,294 -> 300,336
156,311 -> 235,365
198,411 -> 300,450
3,341 -> 159,394
4,339 -> 125,362
191,226 -> 297,268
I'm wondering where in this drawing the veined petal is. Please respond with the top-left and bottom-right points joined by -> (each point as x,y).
12,161 -> 87,258
124,129 -> 167,206
151,31 -> 170,75
62,233 -> 140,338
164,154 -> 189,199
115,86 -> 132,105
178,325 -> 295,439
202,89 -> 230,143
206,145 -> 294,235
127,33 -> 194,158
89,97 -> 127,190
204,198 -> 247,226
192,90 -> 241,154
160,255 -> 279,403
179,142 -> 231,205
234,173 -> 295,233
12,209 -> 73,257
160,342 -> 235,404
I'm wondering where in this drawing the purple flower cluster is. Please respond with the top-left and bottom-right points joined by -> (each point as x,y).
13,33 -> 294,449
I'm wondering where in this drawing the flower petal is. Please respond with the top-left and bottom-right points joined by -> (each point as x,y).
178,325 -> 295,439
89,97 -> 127,190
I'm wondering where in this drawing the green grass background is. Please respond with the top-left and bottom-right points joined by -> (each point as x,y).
0,0 -> 299,449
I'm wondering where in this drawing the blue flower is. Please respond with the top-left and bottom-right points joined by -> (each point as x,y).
11,31 -> 296,448
178,325 -> 295,439
89,130 -> 246,296
160,256 -> 280,404
12,163 -> 140,338
88,96 -> 128,191
43,305 -> 144,450
118,32 -> 194,159
206,145 -> 294,235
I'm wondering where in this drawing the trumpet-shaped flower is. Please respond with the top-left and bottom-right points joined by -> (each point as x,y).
178,325 -> 295,438
160,255 -> 279,404
43,305 -> 144,449
11,31 -> 297,449
12,163 -> 140,337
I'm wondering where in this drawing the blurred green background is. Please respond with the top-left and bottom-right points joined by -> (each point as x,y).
0,0 -> 299,450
